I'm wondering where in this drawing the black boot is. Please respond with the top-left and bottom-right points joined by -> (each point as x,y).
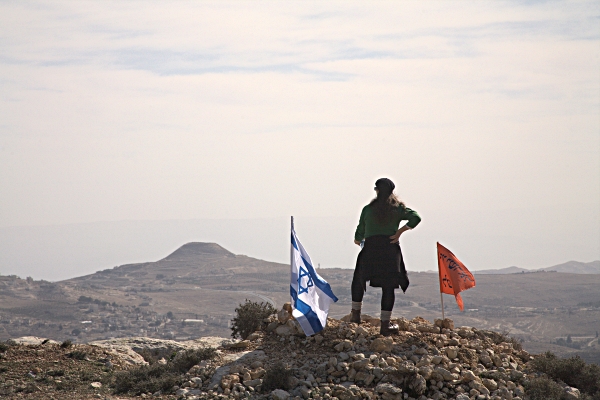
350,309 -> 361,324
380,320 -> 399,336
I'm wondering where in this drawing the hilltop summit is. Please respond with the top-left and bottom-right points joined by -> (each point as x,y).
2,311 -> 596,399
163,242 -> 235,260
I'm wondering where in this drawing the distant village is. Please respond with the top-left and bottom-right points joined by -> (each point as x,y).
0,274 -> 231,343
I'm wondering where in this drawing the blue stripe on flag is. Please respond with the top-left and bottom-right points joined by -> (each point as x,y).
290,285 -> 297,304
294,298 -> 323,333
291,230 -> 338,302
299,255 -> 338,302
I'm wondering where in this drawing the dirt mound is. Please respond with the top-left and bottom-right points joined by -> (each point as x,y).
1,311 -> 591,400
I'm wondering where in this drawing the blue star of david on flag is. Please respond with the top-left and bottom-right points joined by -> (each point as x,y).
297,266 -> 314,294
290,217 -> 338,336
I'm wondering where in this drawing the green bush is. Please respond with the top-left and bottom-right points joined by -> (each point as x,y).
261,362 -> 292,392
230,299 -> 276,339
0,341 -> 8,352
530,352 -> 600,398
525,376 -> 564,400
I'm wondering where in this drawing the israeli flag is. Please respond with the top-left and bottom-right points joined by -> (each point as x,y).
290,218 -> 338,336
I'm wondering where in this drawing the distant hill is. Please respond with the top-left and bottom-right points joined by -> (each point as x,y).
162,242 -> 235,260
474,260 -> 600,274
543,260 -> 600,274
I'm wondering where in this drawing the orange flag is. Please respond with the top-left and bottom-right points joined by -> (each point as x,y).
437,242 -> 476,311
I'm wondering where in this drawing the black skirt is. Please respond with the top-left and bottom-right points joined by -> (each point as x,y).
353,235 -> 410,292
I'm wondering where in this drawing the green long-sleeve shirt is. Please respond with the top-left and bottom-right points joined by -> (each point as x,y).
354,204 -> 421,241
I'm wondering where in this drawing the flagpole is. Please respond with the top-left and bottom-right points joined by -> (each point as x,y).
440,292 -> 445,321
291,216 -> 294,230
437,242 -> 445,321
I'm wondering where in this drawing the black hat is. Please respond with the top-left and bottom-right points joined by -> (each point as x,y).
375,178 -> 395,196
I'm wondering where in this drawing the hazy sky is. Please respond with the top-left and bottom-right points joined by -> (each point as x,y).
1,1 -> 599,280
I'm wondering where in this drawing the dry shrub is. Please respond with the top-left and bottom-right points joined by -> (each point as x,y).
114,347 -> 216,395
530,352 -> 600,399
261,362 -> 292,392
525,376 -> 564,400
230,299 -> 276,339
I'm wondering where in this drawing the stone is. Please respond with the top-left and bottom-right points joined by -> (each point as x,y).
276,325 -> 293,336
247,332 -> 261,341
482,378 -> 498,391
564,387 -> 580,400
510,370 -> 524,380
266,321 -> 279,332
314,335 -> 324,344
418,366 -> 433,379
244,379 -> 262,388
250,368 -> 266,379
376,383 -> 402,394
410,374 -> 427,395
299,385 -> 311,399
416,324 -> 439,333
334,340 -> 352,352
479,354 -> 492,365
278,308 -> 291,324
90,382 -> 102,388
7,336 -> 60,346
370,337 -> 393,353
492,355 -> 503,367
354,371 -> 370,382
442,319 -> 454,330
191,377 -> 203,386
272,389 -> 291,400
230,340 -> 250,349
435,367 -> 459,381
373,367 -> 383,379
220,374 -> 240,389
457,328 -> 474,338
353,358 -> 369,370
347,368 -> 357,380
432,355 -> 444,364
356,326 -> 369,336
461,370 -> 478,382
414,347 -> 429,355
445,347 -> 459,359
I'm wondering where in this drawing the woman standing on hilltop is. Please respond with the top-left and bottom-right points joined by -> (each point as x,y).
351,178 -> 421,336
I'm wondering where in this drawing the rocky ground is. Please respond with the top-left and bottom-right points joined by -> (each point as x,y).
0,308 -> 590,400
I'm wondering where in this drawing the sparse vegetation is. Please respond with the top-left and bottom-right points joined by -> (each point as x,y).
524,376 -> 564,400
114,364 -> 178,395
478,329 -> 523,351
60,339 -> 72,348
114,347 -> 216,395
67,350 -> 87,360
230,299 -> 276,339
529,352 -> 600,399
261,362 -> 292,392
